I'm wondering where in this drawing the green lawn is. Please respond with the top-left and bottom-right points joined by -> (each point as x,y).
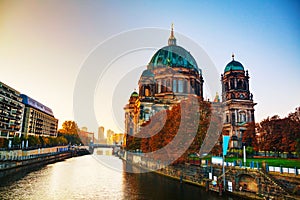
225,157 -> 300,168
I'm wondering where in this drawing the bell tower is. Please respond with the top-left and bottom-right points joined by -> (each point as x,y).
221,54 -> 256,150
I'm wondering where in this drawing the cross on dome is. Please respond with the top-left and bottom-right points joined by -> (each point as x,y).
168,23 -> 177,46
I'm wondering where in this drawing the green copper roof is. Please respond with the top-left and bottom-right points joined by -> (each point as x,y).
131,91 -> 138,97
224,60 -> 244,72
141,69 -> 154,77
149,45 -> 199,72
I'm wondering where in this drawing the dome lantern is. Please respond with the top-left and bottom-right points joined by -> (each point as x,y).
168,23 -> 177,46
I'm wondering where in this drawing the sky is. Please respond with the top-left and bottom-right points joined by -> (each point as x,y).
0,0 -> 299,135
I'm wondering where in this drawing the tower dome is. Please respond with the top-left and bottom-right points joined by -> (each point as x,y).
224,54 -> 244,73
130,91 -> 138,97
148,25 -> 199,73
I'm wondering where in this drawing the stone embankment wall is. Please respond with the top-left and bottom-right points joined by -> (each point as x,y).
0,148 -> 90,178
122,152 -> 300,200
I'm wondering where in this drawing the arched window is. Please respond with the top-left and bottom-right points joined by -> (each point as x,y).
237,80 -> 243,89
144,109 -> 150,121
173,79 -> 177,92
190,79 -> 195,93
225,82 -> 229,91
178,79 -> 184,93
230,79 -> 235,89
232,112 -> 236,124
226,114 -> 230,123
239,112 -> 246,122
183,79 -> 188,93
145,86 -> 150,97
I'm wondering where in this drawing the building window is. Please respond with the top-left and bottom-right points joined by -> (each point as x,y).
232,113 -> 236,125
145,113 -> 150,121
237,80 -> 243,89
162,79 -> 166,93
190,79 -> 195,93
157,80 -> 161,93
239,112 -> 246,122
178,79 -> 183,93
145,86 -> 150,97
183,79 -> 188,93
225,82 -> 229,91
173,79 -> 177,92
144,109 -> 150,121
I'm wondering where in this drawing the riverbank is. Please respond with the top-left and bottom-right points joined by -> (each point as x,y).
119,152 -> 300,200
0,147 -> 90,179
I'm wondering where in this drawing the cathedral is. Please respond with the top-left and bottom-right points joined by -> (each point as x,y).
124,25 -> 256,150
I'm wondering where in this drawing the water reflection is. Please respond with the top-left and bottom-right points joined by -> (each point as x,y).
122,163 -> 228,200
0,148 -> 236,200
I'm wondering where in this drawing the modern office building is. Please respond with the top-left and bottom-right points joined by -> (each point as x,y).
21,94 -> 58,137
0,81 -> 25,138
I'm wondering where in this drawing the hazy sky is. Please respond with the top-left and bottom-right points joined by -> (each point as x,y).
1,0 -> 299,134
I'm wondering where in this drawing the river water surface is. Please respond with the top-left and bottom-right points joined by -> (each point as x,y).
0,148 -> 237,200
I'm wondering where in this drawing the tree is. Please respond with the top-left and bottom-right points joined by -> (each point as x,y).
58,121 -> 82,145
257,107 -> 300,157
59,121 -> 79,134
126,96 -> 212,164
242,122 -> 257,153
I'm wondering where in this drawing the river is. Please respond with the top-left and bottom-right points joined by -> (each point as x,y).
0,148 -> 237,200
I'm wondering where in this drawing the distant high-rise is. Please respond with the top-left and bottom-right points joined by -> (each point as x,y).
106,129 -> 114,145
98,126 -> 104,140
97,126 -> 106,144
81,127 -> 88,132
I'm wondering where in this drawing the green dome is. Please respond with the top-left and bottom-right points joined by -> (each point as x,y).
141,69 -> 154,77
224,60 -> 244,72
149,45 -> 199,72
131,91 -> 138,97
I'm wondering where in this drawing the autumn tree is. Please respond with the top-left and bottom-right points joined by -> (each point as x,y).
126,95 -> 213,164
257,108 -> 300,157
242,122 -> 258,154
58,121 -> 82,145
59,120 -> 79,134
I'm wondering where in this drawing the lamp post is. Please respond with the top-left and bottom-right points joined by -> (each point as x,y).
273,147 -> 276,157
222,151 -> 225,192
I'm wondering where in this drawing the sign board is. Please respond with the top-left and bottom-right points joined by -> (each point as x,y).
228,181 -> 233,192
211,156 -> 223,165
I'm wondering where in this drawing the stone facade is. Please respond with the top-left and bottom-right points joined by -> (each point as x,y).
221,54 -> 256,150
